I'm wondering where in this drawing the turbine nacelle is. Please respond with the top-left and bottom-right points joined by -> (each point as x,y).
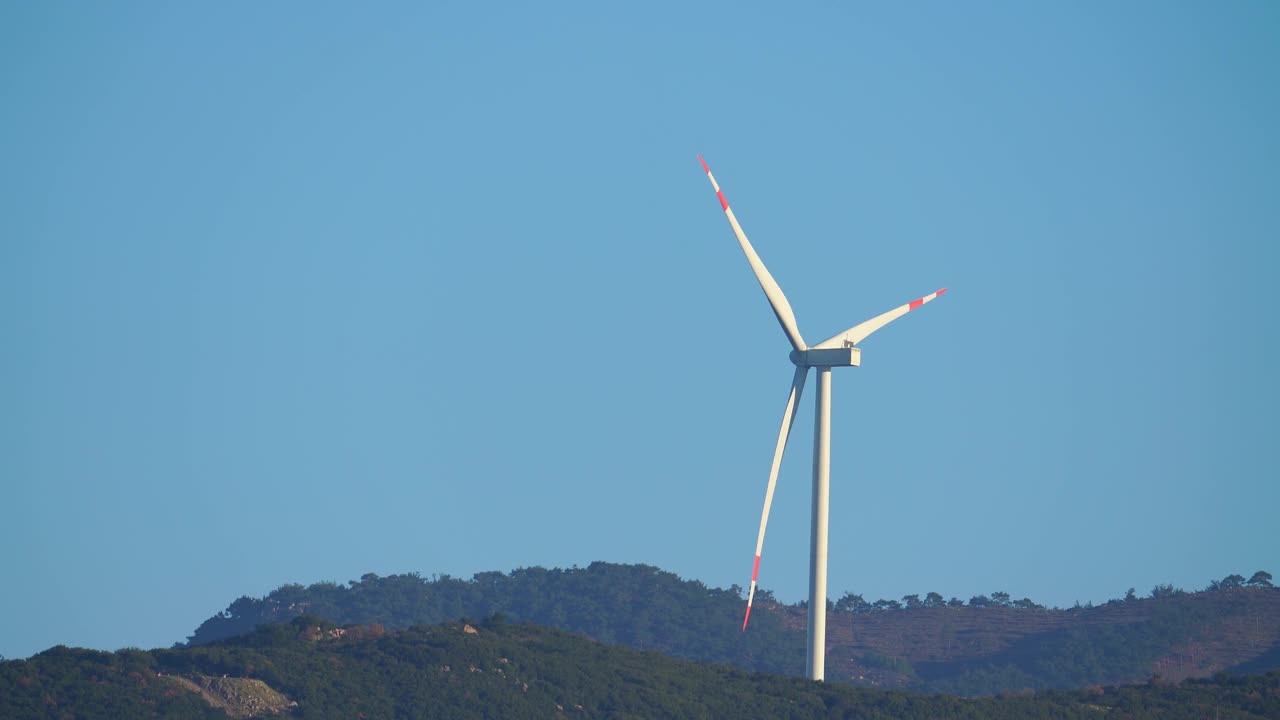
789,347 -> 861,368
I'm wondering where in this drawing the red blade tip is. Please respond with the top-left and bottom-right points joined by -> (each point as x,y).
697,155 -> 710,173
937,287 -> 948,296
742,607 -> 752,631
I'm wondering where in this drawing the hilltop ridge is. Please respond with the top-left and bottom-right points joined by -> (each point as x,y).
185,562 -> 1280,695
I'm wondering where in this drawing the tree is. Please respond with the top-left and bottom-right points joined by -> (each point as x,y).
836,592 -> 870,614
969,594 -> 992,608
1247,570 -> 1273,588
902,594 -> 923,610
1220,574 -> 1246,590
924,592 -> 945,608
990,591 -> 1011,607
1150,583 -> 1182,599
1124,587 -> 1137,602
947,597 -> 965,607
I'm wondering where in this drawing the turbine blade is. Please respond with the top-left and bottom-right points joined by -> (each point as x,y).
812,288 -> 948,350
699,156 -> 807,352
743,365 -> 810,630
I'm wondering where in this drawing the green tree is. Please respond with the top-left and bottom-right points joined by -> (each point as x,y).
924,592 -> 945,608
836,592 -> 870,613
1221,574 -> 1246,590
1247,570 -> 1273,588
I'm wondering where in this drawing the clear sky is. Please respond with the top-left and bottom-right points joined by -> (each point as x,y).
2,2 -> 1277,660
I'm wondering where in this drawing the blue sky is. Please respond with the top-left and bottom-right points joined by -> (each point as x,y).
2,2 -> 1277,659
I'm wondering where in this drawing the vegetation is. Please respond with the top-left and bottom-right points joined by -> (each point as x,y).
188,563 -> 804,675
182,563 -> 1280,696
5,616 -> 1279,719
917,594 -> 1220,694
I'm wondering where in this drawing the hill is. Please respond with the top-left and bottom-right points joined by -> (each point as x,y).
6,616 -> 1280,719
184,563 -> 1280,695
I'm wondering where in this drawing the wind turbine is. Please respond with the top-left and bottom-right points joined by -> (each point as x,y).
698,156 -> 946,682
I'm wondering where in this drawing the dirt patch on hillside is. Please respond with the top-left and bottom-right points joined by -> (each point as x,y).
164,673 -> 294,718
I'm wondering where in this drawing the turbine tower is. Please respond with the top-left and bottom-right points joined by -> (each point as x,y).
698,156 -> 946,682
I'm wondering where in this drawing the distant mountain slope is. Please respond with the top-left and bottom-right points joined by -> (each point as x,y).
7,616 -> 1280,719
189,563 -> 803,676
801,587 -> 1280,694
186,562 -> 1280,695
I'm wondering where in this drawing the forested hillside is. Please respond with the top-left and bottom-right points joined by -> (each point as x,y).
189,563 -> 802,676
6,616 -> 1279,719
185,563 -> 1280,695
